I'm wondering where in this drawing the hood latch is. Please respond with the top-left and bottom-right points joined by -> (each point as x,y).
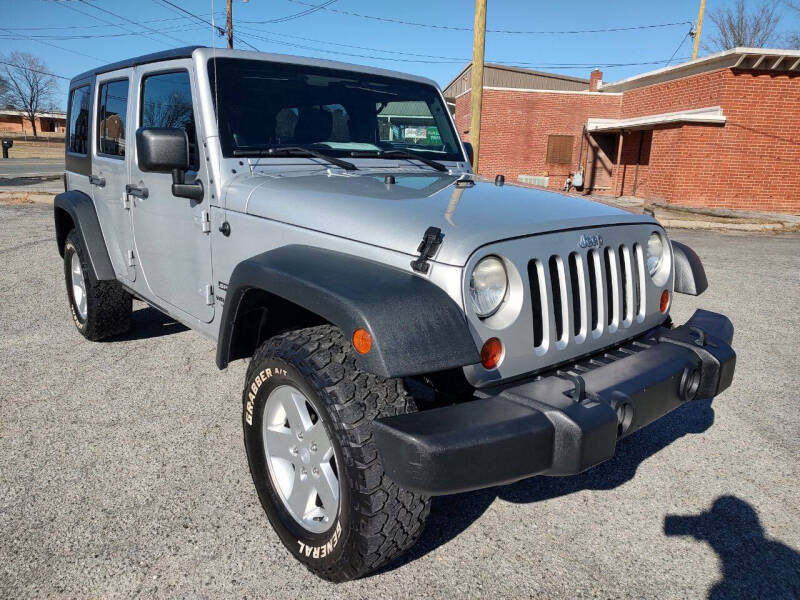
411,226 -> 444,274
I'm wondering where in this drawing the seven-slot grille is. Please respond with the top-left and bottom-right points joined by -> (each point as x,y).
527,243 -> 647,352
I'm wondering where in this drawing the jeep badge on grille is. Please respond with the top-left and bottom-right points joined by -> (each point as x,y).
578,234 -> 603,248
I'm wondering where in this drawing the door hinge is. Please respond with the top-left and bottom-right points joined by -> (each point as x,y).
200,210 -> 211,233
204,283 -> 214,306
127,250 -> 136,267
122,192 -> 130,210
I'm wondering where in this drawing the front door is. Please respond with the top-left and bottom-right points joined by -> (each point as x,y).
585,133 -> 618,194
129,62 -> 213,322
92,71 -> 135,281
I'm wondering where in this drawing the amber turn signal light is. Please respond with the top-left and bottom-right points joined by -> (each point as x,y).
660,289 -> 670,313
352,328 -> 372,354
480,337 -> 503,370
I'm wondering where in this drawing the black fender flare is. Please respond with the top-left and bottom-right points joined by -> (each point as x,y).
216,245 -> 480,378
53,190 -> 115,280
671,240 -> 708,296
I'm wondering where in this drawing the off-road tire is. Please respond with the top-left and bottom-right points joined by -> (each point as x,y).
242,325 -> 430,582
63,230 -> 132,341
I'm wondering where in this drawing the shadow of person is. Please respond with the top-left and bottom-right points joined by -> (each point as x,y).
381,398 -> 716,574
107,305 -> 188,342
664,496 -> 800,599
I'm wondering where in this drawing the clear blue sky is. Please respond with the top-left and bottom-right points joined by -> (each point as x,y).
2,0 -> 798,109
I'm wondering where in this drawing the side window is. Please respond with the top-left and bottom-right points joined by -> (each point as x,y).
67,86 -> 91,155
140,71 -> 198,169
97,79 -> 129,158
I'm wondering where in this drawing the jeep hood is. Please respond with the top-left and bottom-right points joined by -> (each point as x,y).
230,169 -> 654,266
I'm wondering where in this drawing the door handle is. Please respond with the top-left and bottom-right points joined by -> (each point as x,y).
89,174 -> 106,187
125,184 -> 149,199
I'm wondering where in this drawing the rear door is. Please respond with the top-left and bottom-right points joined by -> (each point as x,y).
91,70 -> 135,281
129,62 -> 213,322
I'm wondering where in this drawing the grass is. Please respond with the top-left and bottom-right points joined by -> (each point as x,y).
5,139 -> 64,159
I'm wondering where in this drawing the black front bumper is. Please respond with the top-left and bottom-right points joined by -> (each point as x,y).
373,309 -> 736,495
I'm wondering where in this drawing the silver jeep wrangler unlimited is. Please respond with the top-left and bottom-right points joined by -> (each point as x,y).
55,46 -> 736,581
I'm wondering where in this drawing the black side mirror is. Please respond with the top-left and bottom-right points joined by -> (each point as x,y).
463,142 -> 474,166
136,127 -> 203,201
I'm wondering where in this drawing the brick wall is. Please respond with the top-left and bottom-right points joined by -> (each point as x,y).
458,66 -> 800,213
620,69 -> 727,117
0,114 -> 65,134
455,89 -> 621,189
0,115 -> 26,133
616,69 -> 800,213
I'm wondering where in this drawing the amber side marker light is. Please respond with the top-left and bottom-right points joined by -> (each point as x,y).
352,328 -> 372,354
660,289 -> 670,313
480,337 -> 503,370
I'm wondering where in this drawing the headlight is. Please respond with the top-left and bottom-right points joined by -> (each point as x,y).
469,256 -> 508,317
646,232 -> 666,277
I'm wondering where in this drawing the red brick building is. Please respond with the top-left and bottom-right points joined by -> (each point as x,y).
445,48 -> 800,213
0,107 -> 66,135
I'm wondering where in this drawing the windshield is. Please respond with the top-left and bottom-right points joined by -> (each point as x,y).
207,58 -> 464,162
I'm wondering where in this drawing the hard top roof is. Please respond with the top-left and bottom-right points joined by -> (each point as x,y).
69,46 -> 440,90
70,46 -> 202,85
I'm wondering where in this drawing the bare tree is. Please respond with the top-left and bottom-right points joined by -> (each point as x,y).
707,0 -> 782,51
786,1 -> 800,48
0,74 -> 10,106
0,52 -> 57,138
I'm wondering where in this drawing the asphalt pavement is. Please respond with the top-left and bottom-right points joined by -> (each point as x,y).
0,157 -> 65,179
1,203 -> 799,599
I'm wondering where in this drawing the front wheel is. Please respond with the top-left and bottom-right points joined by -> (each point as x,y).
242,325 -> 430,582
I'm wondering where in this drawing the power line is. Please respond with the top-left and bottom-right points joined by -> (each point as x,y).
237,27 -> 465,61
665,30 -> 693,67
54,0 -> 171,48
156,0 -> 260,50
0,26 -> 103,62
237,30 -> 461,63
0,13 -> 226,31
240,27 -> 691,68
0,59 -> 71,80
260,0 -> 338,24
153,0 -> 225,37
237,30 -> 690,69
75,0 -> 190,46
258,1 -> 693,35
0,26 -> 208,41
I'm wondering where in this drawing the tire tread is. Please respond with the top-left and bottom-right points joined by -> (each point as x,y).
64,230 -> 131,341
246,325 -> 430,581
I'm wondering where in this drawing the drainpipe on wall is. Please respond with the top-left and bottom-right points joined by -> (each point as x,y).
613,130 -> 625,198
632,131 -> 645,197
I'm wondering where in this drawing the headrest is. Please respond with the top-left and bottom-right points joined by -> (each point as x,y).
294,107 -> 333,143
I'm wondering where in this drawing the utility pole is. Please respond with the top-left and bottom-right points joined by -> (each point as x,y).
469,0 -> 487,172
227,0 -> 234,49
692,0 -> 706,60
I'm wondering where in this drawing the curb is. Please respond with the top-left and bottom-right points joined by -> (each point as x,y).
660,219 -> 793,232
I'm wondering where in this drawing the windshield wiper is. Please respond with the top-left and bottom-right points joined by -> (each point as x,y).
349,149 -> 448,172
232,146 -> 357,171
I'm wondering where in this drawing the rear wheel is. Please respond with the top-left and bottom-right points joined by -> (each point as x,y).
63,230 -> 132,341
242,325 -> 430,581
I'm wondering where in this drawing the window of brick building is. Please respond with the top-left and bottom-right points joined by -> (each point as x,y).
546,134 -> 574,164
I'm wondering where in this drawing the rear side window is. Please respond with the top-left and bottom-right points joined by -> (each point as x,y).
67,86 -> 91,155
97,79 -> 129,158
140,71 -> 198,169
